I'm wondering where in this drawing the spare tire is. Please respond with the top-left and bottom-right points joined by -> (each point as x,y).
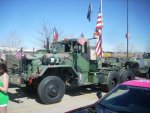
42,55 -> 49,65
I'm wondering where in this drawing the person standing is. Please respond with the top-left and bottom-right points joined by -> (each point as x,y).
0,63 -> 9,113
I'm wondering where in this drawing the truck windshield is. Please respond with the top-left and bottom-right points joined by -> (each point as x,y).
52,43 -> 65,53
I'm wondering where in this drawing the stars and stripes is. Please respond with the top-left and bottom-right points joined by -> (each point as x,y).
53,27 -> 58,41
77,33 -> 87,45
94,12 -> 103,57
15,49 -> 24,60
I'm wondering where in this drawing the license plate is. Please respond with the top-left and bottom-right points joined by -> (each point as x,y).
9,76 -> 21,85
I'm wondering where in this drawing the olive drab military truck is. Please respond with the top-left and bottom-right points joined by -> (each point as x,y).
125,53 -> 150,79
7,38 -> 135,104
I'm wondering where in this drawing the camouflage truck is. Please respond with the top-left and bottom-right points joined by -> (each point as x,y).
125,53 -> 150,79
7,38 -> 134,104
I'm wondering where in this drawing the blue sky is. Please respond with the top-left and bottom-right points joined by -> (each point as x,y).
0,0 -> 150,52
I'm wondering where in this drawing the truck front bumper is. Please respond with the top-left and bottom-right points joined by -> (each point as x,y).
9,75 -> 26,87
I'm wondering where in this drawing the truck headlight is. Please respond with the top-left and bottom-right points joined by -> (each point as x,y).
50,57 -> 55,64
55,58 -> 61,64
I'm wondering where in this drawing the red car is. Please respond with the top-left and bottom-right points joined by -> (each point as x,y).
66,80 -> 150,113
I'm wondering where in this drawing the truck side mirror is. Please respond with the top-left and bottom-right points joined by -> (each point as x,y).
96,91 -> 102,99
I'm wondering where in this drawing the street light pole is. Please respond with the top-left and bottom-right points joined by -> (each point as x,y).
126,0 -> 129,59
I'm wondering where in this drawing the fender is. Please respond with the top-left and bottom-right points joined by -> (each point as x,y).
38,65 -> 79,77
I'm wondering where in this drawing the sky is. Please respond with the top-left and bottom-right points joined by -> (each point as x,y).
0,0 -> 150,52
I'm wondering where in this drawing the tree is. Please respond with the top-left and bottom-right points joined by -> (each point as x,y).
37,20 -> 64,49
129,43 -> 137,53
113,43 -> 126,53
113,43 -> 126,57
38,20 -> 52,48
6,32 -> 22,51
145,44 -> 150,52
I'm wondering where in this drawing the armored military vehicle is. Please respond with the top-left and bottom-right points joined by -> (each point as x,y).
8,38 -> 134,104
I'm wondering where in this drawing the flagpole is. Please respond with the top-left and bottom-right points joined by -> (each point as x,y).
100,0 -> 102,13
100,0 -> 103,57
126,0 -> 129,58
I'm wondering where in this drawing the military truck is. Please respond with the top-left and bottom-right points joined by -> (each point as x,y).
8,38 -> 134,104
125,53 -> 150,79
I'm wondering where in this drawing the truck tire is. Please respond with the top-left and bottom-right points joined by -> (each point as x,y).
118,69 -> 126,77
107,71 -> 120,91
38,76 -> 65,104
120,70 -> 135,82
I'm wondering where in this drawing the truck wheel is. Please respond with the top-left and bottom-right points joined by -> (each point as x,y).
120,70 -> 135,82
107,71 -> 120,91
118,69 -> 126,78
38,76 -> 65,104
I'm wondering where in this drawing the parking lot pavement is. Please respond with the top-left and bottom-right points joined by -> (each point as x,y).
8,86 -> 105,113
7,77 -> 148,113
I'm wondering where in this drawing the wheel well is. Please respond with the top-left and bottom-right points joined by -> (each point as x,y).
37,67 -> 78,84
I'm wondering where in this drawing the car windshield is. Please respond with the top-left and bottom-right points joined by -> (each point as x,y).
97,85 -> 150,113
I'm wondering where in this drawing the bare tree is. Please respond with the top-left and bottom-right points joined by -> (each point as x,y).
38,20 -> 52,48
37,20 -> 65,49
6,32 -> 22,51
112,43 -> 126,57
113,43 -> 126,53
145,44 -> 150,52
129,43 -> 137,53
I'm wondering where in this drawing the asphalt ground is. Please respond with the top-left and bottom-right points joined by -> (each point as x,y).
7,85 -> 105,113
7,77 -> 147,113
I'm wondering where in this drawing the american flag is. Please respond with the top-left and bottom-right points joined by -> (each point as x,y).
53,27 -> 58,41
94,12 -> 103,57
77,33 -> 86,45
15,49 -> 24,60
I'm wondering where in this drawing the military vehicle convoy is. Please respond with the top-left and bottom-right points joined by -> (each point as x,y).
7,38 -> 135,104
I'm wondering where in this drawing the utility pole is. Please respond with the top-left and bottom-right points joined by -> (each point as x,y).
126,0 -> 129,59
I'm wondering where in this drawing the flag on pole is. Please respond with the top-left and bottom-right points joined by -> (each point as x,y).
87,3 -> 92,22
53,27 -> 58,41
126,32 -> 130,38
94,9 -> 103,57
15,48 -> 24,60
77,33 -> 87,45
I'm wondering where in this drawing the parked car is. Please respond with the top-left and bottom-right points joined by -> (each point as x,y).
66,80 -> 150,113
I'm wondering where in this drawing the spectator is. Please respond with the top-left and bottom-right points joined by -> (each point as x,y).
0,63 -> 9,113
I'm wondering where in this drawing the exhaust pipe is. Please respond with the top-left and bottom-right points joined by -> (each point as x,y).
46,38 -> 49,53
